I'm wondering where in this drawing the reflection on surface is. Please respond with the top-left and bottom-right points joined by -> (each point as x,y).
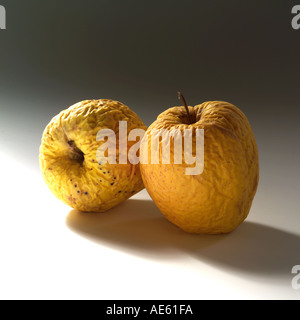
66,199 -> 300,279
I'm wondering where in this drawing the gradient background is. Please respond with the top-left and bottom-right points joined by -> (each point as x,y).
0,0 -> 300,300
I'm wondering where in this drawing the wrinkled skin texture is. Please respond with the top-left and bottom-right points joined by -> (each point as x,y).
40,99 -> 147,212
140,101 -> 259,234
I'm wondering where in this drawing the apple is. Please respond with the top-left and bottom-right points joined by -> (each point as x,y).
40,99 -> 147,212
140,93 -> 259,234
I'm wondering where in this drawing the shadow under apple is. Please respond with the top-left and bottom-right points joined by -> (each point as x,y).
66,199 -> 300,279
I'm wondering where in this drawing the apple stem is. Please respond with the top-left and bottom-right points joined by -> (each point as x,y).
178,92 -> 191,125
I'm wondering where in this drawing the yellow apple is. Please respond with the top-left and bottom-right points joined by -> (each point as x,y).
140,94 -> 259,234
40,99 -> 147,212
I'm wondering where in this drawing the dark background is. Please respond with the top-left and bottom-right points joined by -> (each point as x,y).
0,0 -> 299,189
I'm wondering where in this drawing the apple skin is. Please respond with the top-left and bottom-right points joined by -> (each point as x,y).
140,101 -> 259,234
40,99 -> 147,212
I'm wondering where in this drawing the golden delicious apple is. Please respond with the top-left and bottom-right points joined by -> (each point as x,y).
140,94 -> 259,234
40,99 -> 147,212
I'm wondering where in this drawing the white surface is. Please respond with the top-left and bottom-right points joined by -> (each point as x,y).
0,151 -> 300,300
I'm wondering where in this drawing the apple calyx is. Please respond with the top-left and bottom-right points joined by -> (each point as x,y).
68,140 -> 85,164
177,92 -> 192,125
